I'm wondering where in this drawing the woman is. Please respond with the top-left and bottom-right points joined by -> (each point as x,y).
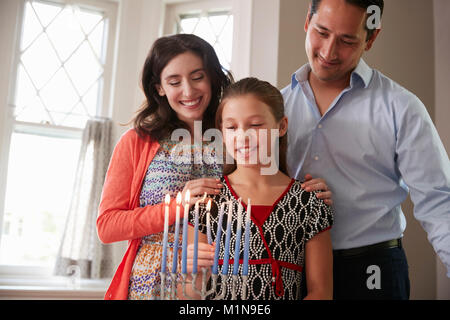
97,34 -> 232,300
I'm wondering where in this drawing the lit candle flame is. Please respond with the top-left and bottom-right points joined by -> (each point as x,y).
164,193 -> 170,205
185,190 -> 190,203
176,192 -> 182,205
206,199 -> 212,211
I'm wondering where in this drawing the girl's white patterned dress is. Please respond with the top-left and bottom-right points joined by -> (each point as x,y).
189,176 -> 334,300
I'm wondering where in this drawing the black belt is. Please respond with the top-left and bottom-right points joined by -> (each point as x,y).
333,238 -> 402,257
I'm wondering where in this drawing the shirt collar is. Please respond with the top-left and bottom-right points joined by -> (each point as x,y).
351,58 -> 373,88
291,58 -> 373,90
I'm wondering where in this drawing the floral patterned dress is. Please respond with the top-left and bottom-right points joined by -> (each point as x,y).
127,138 -> 222,300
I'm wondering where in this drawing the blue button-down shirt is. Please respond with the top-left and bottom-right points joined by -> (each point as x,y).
282,59 -> 450,276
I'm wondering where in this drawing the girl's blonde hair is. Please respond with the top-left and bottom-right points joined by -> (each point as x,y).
215,77 -> 289,176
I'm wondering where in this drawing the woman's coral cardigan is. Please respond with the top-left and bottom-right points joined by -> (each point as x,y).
97,128 -> 181,300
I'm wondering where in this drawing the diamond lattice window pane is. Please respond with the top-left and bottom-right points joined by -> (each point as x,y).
14,0 -> 108,128
213,43 -> 229,70
14,64 -> 37,114
21,33 -> 61,90
20,3 -> 44,50
45,6 -> 85,62
60,103 -> 89,128
32,1 -> 63,28
15,95 -> 52,124
179,16 -> 199,34
208,14 -> 228,37
39,68 -> 80,114
82,82 -> 100,116
218,16 -> 233,63
178,11 -> 233,70
65,41 -> 103,95
76,7 -> 103,34
88,20 -> 106,61
194,17 -> 216,45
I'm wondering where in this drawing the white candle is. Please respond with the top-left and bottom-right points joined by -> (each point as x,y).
242,198 -> 251,276
212,202 -> 225,275
232,200 -> 243,275
206,199 -> 212,245
181,190 -> 190,274
161,194 -> 170,274
193,201 -> 200,274
171,192 -> 182,274
221,201 -> 233,276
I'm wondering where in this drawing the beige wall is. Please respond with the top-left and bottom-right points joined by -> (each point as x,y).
277,0 -> 449,299
366,0 -> 436,300
434,0 -> 450,300
105,0 -> 166,267
277,0 -> 308,89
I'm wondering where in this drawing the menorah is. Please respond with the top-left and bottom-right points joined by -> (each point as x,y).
159,192 -> 251,300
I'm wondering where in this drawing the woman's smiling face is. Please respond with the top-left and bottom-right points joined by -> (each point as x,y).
157,51 -> 212,128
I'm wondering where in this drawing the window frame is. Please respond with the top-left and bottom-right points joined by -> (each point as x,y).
0,0 -> 118,283
162,0 -> 252,81
163,0 -> 234,69
164,0 -> 233,34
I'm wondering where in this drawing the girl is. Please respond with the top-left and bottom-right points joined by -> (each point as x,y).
186,78 -> 334,300
97,34 -> 233,300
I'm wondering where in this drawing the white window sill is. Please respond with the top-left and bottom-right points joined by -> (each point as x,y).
0,275 -> 109,300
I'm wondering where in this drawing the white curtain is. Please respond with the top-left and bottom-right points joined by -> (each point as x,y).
54,119 -> 114,279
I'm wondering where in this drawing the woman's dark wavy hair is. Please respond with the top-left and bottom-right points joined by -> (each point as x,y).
215,77 -> 289,177
133,34 -> 233,141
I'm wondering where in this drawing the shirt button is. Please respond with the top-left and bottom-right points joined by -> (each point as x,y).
314,156 -> 319,161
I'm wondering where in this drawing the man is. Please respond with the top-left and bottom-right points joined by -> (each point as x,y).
282,0 -> 450,299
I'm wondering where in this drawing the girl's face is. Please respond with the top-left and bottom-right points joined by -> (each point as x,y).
157,51 -> 212,127
221,94 -> 287,167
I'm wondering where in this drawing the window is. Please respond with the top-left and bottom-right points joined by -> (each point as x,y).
164,0 -> 234,70
0,0 -> 117,270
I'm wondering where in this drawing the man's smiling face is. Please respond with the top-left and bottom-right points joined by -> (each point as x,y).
305,0 -> 378,84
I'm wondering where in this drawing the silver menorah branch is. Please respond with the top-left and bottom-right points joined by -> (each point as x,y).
159,195 -> 251,300
162,268 -> 249,300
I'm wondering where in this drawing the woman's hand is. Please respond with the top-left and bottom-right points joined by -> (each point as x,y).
186,242 -> 215,274
181,178 -> 223,207
301,174 -> 333,206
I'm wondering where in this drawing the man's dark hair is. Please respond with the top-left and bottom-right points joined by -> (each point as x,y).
309,0 -> 384,41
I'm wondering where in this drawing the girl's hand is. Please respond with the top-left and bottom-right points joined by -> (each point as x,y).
182,178 -> 223,207
301,174 -> 333,206
186,242 -> 215,274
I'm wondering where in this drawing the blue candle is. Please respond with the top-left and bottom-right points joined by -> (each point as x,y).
221,201 -> 233,276
161,194 -> 170,274
171,192 -> 182,274
206,199 -> 212,245
232,201 -> 243,275
212,202 -> 225,275
192,201 -> 200,274
242,199 -> 251,276
181,190 -> 190,274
